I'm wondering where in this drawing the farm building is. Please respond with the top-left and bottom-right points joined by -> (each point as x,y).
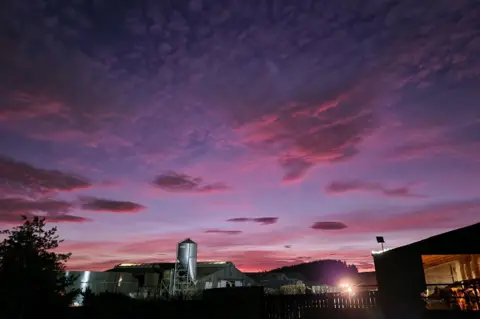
373,222 -> 480,318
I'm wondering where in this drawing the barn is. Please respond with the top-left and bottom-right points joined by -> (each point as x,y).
372,222 -> 480,318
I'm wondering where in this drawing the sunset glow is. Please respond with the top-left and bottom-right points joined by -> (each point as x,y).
1,0 -> 479,273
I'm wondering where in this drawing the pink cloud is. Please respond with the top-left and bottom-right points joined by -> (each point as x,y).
0,92 -> 66,121
237,87 -> 376,181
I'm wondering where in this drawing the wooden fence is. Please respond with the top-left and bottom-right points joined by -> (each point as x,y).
265,292 -> 379,319
66,291 -> 381,319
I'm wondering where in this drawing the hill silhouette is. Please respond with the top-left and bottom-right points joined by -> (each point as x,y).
267,260 -> 358,285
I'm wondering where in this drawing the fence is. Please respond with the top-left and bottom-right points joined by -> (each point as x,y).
422,281 -> 480,312
265,292 -> 379,319
66,291 -> 380,319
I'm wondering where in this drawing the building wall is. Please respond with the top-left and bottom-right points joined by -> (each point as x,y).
197,264 -> 256,290
424,254 -> 480,284
373,251 -> 426,319
462,254 -> 480,280
66,271 -> 140,305
67,271 -> 139,296
68,262 -> 257,298
424,262 -> 457,284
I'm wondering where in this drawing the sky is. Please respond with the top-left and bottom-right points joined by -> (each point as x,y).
0,0 -> 479,273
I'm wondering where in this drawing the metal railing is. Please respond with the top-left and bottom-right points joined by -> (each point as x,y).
422,280 -> 480,311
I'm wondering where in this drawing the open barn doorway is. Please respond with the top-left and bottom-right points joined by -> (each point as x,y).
421,254 -> 480,311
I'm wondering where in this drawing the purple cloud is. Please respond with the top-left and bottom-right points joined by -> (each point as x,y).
0,198 -> 88,224
205,229 -> 243,235
311,222 -> 348,230
152,172 -> 230,194
79,197 -> 146,213
0,156 -> 91,197
325,180 -> 426,198
1,0 -> 480,274
227,217 -> 279,225
323,199 -> 480,234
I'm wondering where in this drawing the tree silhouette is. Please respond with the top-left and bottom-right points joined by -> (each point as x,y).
0,216 -> 79,319
269,260 -> 359,285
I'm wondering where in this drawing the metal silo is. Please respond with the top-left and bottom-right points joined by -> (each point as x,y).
177,238 -> 197,282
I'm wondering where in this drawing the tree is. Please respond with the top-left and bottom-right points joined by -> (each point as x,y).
0,216 -> 79,319
269,260 -> 359,285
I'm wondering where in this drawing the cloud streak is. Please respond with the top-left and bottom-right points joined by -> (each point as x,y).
325,180 -> 425,198
152,172 -> 230,194
227,217 -> 279,225
321,199 -> 480,235
204,229 -> 242,235
0,198 -> 89,224
79,197 -> 146,213
0,156 -> 91,197
0,195 -> 146,224
311,222 -> 348,230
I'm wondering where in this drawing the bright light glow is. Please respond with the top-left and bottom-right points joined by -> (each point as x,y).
118,263 -> 141,267
371,248 -> 392,255
338,278 -> 356,296
74,271 -> 91,306
338,279 -> 352,288
81,271 -> 90,290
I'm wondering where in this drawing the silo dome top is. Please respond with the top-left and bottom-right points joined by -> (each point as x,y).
180,238 -> 196,244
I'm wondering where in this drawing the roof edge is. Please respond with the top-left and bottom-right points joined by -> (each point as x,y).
372,222 -> 480,256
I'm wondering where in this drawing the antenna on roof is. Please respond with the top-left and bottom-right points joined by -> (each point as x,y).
376,236 -> 385,251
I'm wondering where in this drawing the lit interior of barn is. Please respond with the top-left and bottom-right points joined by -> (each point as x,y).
422,254 -> 480,311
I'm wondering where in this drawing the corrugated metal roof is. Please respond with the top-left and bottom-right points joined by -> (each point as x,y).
196,266 -> 226,278
107,261 -> 232,278
373,222 -> 480,257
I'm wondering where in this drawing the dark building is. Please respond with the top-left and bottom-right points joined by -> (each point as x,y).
373,223 -> 480,318
106,261 -> 255,297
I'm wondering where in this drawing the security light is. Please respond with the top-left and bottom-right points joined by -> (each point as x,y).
375,236 -> 386,252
